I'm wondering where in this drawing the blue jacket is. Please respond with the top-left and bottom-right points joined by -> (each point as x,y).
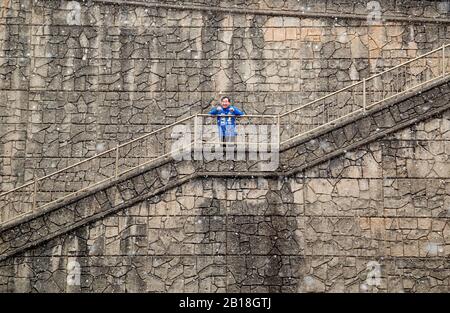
208,105 -> 244,137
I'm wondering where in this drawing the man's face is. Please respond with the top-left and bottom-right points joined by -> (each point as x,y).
221,98 -> 230,108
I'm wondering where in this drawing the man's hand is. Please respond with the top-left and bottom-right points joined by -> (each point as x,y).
229,107 -> 234,113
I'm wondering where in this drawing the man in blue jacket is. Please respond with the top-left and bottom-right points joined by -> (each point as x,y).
208,96 -> 245,144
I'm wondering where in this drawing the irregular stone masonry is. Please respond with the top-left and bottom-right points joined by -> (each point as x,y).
0,76 -> 449,292
0,0 -> 449,292
1,0 -> 450,191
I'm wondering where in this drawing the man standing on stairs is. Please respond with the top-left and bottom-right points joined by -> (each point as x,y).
208,96 -> 245,145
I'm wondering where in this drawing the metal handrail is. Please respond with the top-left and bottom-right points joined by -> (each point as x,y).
0,43 -> 449,224
280,43 -> 450,144
197,114 -> 278,117
366,44 -> 449,80
0,115 -> 196,197
280,81 -> 364,117
280,43 -> 450,118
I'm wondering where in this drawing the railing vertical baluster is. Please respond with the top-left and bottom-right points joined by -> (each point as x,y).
443,44 -> 446,77
33,178 -> 37,212
193,114 -> 199,160
115,145 -> 119,178
396,71 -> 399,94
322,101 -> 325,126
327,95 -> 331,123
393,72 -> 396,95
391,72 -> 394,96
391,71 -> 394,96
363,78 -> 367,112
406,63 -> 409,90
403,66 -> 406,92
392,70 -> 398,96
194,114 -> 198,148
277,115 -> 280,146
145,134 -> 148,163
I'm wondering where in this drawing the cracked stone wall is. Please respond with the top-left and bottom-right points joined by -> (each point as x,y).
1,0 -> 450,191
0,0 -> 449,293
0,108 -> 449,292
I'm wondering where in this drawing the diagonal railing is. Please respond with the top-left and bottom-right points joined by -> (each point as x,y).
279,44 -> 450,144
0,43 -> 449,225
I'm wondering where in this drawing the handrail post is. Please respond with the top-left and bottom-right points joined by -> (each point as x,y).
194,114 -> 198,148
193,114 -> 202,161
363,78 -> 367,112
277,115 -> 281,149
33,178 -> 37,212
115,145 -> 119,178
443,44 -> 446,77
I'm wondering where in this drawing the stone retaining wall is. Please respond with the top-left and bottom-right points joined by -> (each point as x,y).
0,77 -> 448,292
1,0 -> 450,191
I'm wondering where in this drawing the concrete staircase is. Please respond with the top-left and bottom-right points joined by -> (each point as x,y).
0,73 -> 449,262
1,43 -> 450,262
